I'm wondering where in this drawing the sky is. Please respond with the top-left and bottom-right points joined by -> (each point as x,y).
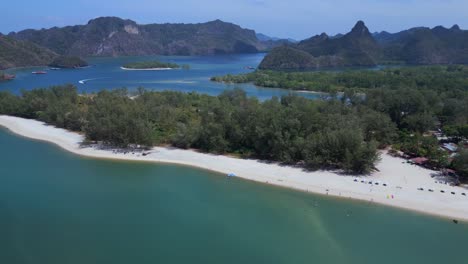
2,0 -> 467,40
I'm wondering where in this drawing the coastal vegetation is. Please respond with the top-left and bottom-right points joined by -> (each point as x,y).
213,65 -> 468,177
49,56 -> 88,68
211,65 -> 468,94
123,60 -> 180,69
0,85 -> 394,174
452,149 -> 468,178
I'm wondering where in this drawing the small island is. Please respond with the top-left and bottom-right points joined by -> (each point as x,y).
0,71 -> 15,81
121,60 -> 180,70
49,56 -> 89,69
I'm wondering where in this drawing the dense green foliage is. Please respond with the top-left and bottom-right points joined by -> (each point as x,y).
49,56 -> 88,68
0,35 -> 57,70
394,134 -> 449,168
452,150 -> 468,178
213,66 -> 468,175
212,65 -> 468,93
0,85 -> 395,174
213,66 -> 468,129
123,61 -> 180,69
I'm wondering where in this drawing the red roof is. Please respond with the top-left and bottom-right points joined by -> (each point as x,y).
411,157 -> 429,164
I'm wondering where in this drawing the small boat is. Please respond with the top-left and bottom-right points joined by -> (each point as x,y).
49,67 -> 61,70
32,71 -> 47,74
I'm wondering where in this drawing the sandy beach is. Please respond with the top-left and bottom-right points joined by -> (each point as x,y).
1,115 -> 467,221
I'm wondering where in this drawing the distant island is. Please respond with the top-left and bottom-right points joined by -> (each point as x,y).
3,17 -> 468,69
121,60 -> 181,70
259,21 -> 468,70
49,56 -> 88,69
7,17 -> 283,57
0,35 -> 56,70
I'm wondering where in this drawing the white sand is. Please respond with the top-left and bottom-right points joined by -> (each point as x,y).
1,115 -> 467,221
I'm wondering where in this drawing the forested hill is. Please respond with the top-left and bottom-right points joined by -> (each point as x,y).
373,24 -> 468,65
0,35 -> 57,70
8,17 -> 278,57
260,21 -> 468,70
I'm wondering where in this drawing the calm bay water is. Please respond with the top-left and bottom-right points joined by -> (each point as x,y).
1,128 -> 468,264
0,54 -> 322,100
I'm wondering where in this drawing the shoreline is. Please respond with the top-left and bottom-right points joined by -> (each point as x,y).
0,115 -> 467,221
120,66 -> 176,71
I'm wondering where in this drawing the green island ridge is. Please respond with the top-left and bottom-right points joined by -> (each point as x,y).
258,21 -> 468,70
0,35 -> 57,70
2,18 -> 468,70
49,56 -> 88,69
7,17 -> 279,57
122,60 -> 181,69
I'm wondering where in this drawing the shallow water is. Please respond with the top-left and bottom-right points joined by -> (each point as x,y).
1,128 -> 467,264
0,54 -> 323,100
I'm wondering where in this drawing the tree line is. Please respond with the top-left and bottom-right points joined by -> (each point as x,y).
212,65 -> 468,178
212,65 -> 468,94
0,85 -> 392,174
1,65 -> 467,177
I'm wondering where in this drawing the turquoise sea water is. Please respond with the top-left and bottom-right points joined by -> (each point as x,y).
1,128 -> 468,264
0,54 -> 323,100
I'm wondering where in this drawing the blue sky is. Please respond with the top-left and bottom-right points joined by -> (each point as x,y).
2,0 -> 467,39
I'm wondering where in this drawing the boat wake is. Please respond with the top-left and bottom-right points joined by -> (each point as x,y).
78,77 -> 107,84
120,67 -> 175,71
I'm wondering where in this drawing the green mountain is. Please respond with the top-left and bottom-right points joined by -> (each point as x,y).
260,21 -> 468,70
297,21 -> 380,65
49,56 -> 88,68
374,24 -> 468,64
0,35 -> 57,70
258,46 -> 348,70
260,21 -> 380,70
9,17 -> 270,57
